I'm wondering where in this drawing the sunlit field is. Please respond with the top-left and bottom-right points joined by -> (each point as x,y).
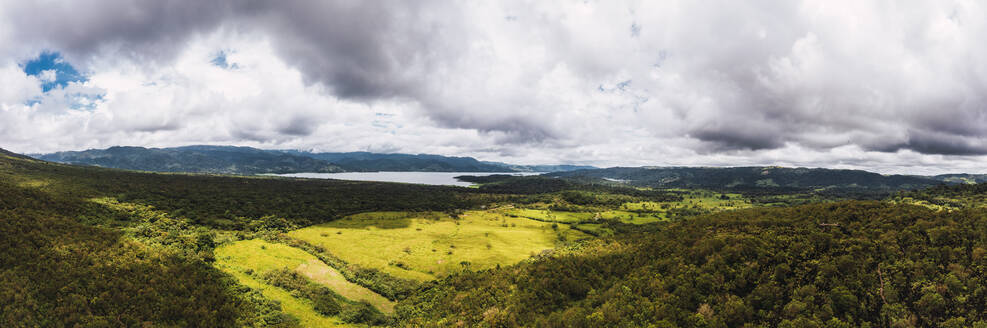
288,211 -> 590,281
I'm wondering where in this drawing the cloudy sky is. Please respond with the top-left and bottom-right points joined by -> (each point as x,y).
1,1 -> 986,174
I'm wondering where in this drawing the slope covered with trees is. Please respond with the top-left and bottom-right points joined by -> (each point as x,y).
285,151 -> 519,172
0,148 -> 493,326
398,201 -> 987,327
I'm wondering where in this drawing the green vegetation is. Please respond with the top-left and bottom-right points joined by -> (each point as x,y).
0,150 -> 489,326
546,166 -> 944,190
895,183 -> 987,210
215,239 -> 394,314
289,211 -> 589,281
6,147 -> 987,327
1,151 -> 490,230
399,201 -> 987,327
215,239 -> 391,326
0,174 -> 261,326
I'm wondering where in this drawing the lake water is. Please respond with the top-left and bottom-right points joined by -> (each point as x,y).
273,171 -> 543,187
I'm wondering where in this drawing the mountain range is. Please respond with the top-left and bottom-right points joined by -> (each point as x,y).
546,166 -> 985,190
32,145 -> 596,175
20,146 -> 987,190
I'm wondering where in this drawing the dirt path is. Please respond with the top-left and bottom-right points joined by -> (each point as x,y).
296,259 -> 396,314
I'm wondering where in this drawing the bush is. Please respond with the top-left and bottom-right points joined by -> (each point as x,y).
312,291 -> 342,316
341,301 -> 387,325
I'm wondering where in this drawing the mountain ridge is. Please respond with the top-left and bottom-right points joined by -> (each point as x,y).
22,146 -> 985,189
33,145 -> 596,175
35,145 -> 344,175
546,166 -> 962,190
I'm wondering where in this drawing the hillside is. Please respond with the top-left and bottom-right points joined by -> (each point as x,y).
0,146 -> 495,326
547,166 -> 942,190
0,147 -> 36,160
36,145 -> 343,175
398,200 -> 987,327
6,146 -> 987,327
281,151 -> 594,172
284,151 -> 515,172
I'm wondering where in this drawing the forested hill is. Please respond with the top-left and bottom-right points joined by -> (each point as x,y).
546,166 -> 943,190
35,145 -> 344,175
0,147 -> 36,161
34,145 -> 595,174
281,150 -> 514,172
274,150 -> 595,172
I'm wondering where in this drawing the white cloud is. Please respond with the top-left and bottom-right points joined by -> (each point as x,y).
38,69 -> 56,82
1,0 -> 987,174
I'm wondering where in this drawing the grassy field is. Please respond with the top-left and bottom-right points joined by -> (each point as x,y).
215,239 -> 395,325
506,208 -> 666,224
619,191 -> 751,216
505,208 -> 593,223
288,211 -> 590,281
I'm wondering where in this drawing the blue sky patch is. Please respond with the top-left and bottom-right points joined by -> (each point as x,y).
22,51 -> 86,92
69,93 -> 105,111
211,50 -> 239,69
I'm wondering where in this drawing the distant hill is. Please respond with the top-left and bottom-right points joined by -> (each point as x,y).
479,162 -> 597,173
282,151 -> 513,172
546,166 -> 944,190
33,145 -> 595,175
0,147 -> 37,161
36,145 -> 343,175
281,151 -> 595,173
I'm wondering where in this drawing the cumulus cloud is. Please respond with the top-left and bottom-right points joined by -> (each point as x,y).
1,0 -> 987,174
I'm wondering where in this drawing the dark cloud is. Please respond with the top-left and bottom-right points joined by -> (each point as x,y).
690,125 -> 785,152
278,116 -> 317,136
245,1 -> 452,100
6,1 -> 450,98
4,1 -> 987,173
130,120 -> 183,133
5,1 -> 234,62
901,130 -> 987,155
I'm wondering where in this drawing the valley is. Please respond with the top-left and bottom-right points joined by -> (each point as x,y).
3,148 -> 987,327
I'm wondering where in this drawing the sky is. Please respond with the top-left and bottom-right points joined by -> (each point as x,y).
1,1 -> 986,175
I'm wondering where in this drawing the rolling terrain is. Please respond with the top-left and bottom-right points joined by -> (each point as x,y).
3,147 -> 987,327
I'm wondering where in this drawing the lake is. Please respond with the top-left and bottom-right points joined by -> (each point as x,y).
273,171 -> 543,187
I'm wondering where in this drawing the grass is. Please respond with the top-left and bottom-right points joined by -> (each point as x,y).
507,208 -> 666,225
572,223 -> 612,237
505,208 -> 593,223
621,191 -> 752,216
288,211 -> 590,281
597,210 -> 666,224
215,239 -> 395,324
218,266 -> 354,327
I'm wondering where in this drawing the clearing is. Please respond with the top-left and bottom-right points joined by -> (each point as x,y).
288,211 -> 589,281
